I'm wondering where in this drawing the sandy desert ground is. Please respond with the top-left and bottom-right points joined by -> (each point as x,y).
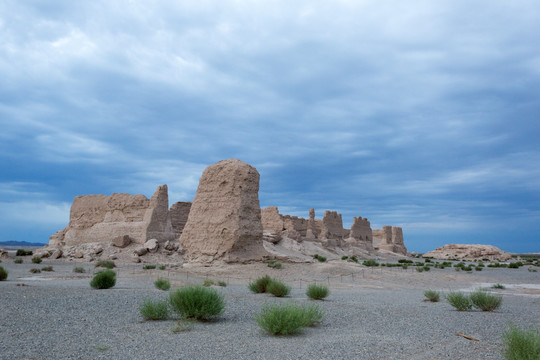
1,256 -> 539,360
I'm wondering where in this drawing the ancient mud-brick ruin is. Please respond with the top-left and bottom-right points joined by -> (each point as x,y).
47,158 -> 407,263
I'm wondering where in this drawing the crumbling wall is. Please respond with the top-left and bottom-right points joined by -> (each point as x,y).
169,201 -> 192,239
261,206 -> 284,233
320,211 -> 344,247
346,216 -> 374,251
391,227 -> 407,255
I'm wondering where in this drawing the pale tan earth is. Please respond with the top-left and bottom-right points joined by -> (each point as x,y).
423,244 -> 513,261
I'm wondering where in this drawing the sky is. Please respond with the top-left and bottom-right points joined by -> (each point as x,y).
0,1 -> 539,253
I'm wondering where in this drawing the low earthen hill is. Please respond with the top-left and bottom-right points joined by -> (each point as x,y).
45,159 -> 407,263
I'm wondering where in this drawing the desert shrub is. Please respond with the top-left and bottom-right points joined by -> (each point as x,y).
203,278 -> 216,287
424,258 -> 432,263
95,260 -> 115,269
315,255 -> 326,262
492,283 -> 506,289
73,266 -> 86,273
446,291 -> 472,311
416,267 -> 424,273
0,266 -> 8,281
350,256 -> 359,263
529,268 -> 538,273
14,258 -> 23,264
402,264 -> 409,270
248,275 -> 272,294
363,259 -> 379,267
169,285 -> 225,321
306,284 -> 329,300
90,270 -> 116,289
16,249 -> 33,256
158,265 -> 166,270
41,265 -> 54,272
423,266 -> 430,272
502,324 -> 540,360
31,257 -> 42,264
475,266 -> 483,271
217,280 -> 227,287
256,303 -> 323,335
398,259 -> 413,264
143,264 -> 156,270
30,268 -> 41,273
508,262 -> 521,269
470,290 -> 502,311
266,279 -> 291,297
341,255 -> 349,260
140,299 -> 169,320
267,260 -> 282,269
424,289 -> 440,302
154,278 -> 171,291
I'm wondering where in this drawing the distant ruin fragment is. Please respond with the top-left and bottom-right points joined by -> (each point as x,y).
372,225 -> 407,255
180,159 -> 267,263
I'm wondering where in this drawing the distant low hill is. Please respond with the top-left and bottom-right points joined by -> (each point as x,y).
0,240 -> 46,247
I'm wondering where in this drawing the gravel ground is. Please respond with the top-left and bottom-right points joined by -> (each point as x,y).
1,259 -> 539,360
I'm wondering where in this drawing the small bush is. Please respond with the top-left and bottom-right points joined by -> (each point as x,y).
158,265 -> 166,270
73,266 -> 86,273
492,283 -> 506,289
508,262 -> 521,269
256,303 -> 323,335
350,256 -> 359,263
248,275 -> 272,294
470,290 -> 502,311
30,268 -> 41,273
502,324 -> 540,360
316,255 -> 326,262
154,278 -> 171,291
424,289 -> 440,302
446,291 -> 472,311
398,259 -> 413,264
95,260 -> 115,269
416,267 -> 424,273
217,280 -> 227,287
31,257 -> 42,264
16,249 -> 32,256
475,266 -> 483,271
14,258 -> 23,264
266,280 -> 291,297
363,259 -> 379,267
528,268 -> 537,273
41,265 -> 54,272
424,258 -> 432,263
267,260 -> 282,269
423,266 -> 430,272
0,266 -> 8,281
306,284 -> 329,300
169,285 -> 225,321
140,299 -> 169,320
143,264 -> 156,270
341,255 -> 349,260
90,270 -> 116,289
203,278 -> 216,287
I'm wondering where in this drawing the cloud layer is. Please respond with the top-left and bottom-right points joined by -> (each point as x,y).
1,0 -> 539,252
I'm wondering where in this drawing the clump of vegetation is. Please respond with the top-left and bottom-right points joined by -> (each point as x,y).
313,254 -> 327,262
158,265 -> 166,270
424,289 -> 440,302
306,284 -> 330,300
143,264 -> 156,270
398,259 -> 413,264
31,257 -> 42,264
470,290 -> 502,312
90,270 -> 116,289
349,255 -> 359,263
41,265 -> 54,272
217,280 -> 227,287
423,266 -> 430,272
363,259 -> 379,267
475,266 -> 483,271
508,262 -> 523,269
95,260 -> 115,269
341,255 -> 349,260
140,299 -> 169,321
203,278 -> 216,287
266,260 -> 282,269
154,278 -> 171,291
169,285 -> 225,321
16,249 -> 33,256
446,291 -> 472,311
502,324 -> 540,360
255,303 -> 323,335
73,266 -> 86,273
266,279 -> 291,297
14,258 -> 23,264
424,258 -> 432,263
248,275 -> 272,294
416,267 -> 424,273
30,268 -> 41,274
492,283 -> 506,289
0,266 -> 8,281
529,268 -> 538,273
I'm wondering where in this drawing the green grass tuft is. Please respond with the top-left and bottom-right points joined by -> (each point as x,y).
203,278 -> 216,287
0,266 -> 8,281
306,284 -> 330,300
256,303 -> 323,335
492,283 -> 506,289
248,275 -> 272,294
470,290 -> 502,311
14,258 -> 23,264
73,266 -> 86,273
95,260 -> 115,269
90,270 -> 116,289
446,291 -> 472,311
31,257 -> 42,264
154,278 -> 171,291
266,280 -> 291,297
140,299 -> 169,320
41,265 -> 54,272
158,265 -> 166,270
502,324 -> 540,360
16,249 -> 33,256
169,285 -> 225,321
424,289 -> 440,302
217,280 -> 227,287
363,259 -> 379,267
142,264 -> 156,270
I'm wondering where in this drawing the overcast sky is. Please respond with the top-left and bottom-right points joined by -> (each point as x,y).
1,0 -> 539,253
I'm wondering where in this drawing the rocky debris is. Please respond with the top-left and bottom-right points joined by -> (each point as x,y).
112,235 -> 132,248
34,250 -> 51,258
134,246 -> 148,256
263,231 -> 281,244
180,159 -> 267,263
131,256 -> 141,263
144,239 -> 159,253
94,247 -> 103,255
423,244 -> 512,261
74,252 -> 84,259
163,240 -> 180,251
50,249 -> 63,259
49,185 -> 175,247
0,248 -> 8,258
